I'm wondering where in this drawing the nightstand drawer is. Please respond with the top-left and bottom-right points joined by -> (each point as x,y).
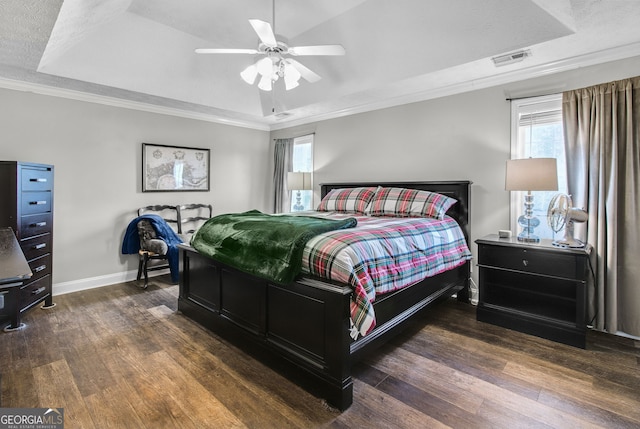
478,244 -> 578,279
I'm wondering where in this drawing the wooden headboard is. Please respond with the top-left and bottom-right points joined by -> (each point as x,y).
320,181 -> 471,244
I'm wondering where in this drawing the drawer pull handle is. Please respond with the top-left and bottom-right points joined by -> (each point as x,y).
32,287 -> 46,295
29,201 -> 47,205
34,243 -> 46,250
30,222 -> 47,227
30,178 -> 47,183
34,265 -> 46,273
522,259 -> 529,267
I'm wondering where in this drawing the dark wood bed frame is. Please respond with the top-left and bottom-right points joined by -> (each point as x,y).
177,181 -> 471,410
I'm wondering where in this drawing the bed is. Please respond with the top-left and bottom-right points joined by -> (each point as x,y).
177,180 -> 472,410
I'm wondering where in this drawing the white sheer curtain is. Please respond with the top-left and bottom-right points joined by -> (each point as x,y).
562,76 -> 640,337
272,138 -> 293,213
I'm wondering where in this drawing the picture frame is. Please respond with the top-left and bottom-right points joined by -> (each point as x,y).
142,143 -> 210,192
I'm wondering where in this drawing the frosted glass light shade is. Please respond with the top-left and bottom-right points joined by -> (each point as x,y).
240,64 -> 258,84
505,158 -> 558,191
257,75 -> 272,91
257,57 -> 273,76
284,61 -> 301,90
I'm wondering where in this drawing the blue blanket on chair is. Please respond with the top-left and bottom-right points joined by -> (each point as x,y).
121,214 -> 183,283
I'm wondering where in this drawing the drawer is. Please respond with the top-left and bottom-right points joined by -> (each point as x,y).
20,274 -> 51,311
478,244 -> 578,279
20,213 -> 52,238
20,233 -> 51,261
0,286 -> 18,326
26,253 -> 51,281
21,167 -> 53,191
20,191 -> 52,215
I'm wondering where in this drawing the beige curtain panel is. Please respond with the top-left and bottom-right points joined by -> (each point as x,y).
562,76 -> 640,338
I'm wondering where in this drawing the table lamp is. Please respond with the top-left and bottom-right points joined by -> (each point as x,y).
287,172 -> 312,211
505,158 -> 558,243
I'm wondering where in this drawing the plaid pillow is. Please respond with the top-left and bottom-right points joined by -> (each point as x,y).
316,187 -> 378,213
367,187 -> 456,219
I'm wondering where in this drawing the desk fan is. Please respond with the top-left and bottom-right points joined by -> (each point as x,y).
547,193 -> 588,248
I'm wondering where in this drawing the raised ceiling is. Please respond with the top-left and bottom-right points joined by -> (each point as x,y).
1,0 -> 640,130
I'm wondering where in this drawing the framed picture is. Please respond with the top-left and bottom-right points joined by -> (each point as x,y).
142,143 -> 210,192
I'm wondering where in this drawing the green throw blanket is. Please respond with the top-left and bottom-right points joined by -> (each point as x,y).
190,210 -> 357,285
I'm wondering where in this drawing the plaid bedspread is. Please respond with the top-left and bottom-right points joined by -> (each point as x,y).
297,212 -> 472,338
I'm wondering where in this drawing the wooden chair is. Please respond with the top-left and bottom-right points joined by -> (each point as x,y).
135,204 -> 212,288
177,204 -> 213,240
136,205 -> 179,288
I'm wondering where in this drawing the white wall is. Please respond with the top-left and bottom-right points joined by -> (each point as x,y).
0,88 -> 270,293
271,55 -> 640,297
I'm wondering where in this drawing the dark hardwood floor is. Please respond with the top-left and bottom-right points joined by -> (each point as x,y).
1,275 -> 639,428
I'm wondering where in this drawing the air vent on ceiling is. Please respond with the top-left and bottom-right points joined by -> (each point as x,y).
492,50 -> 531,67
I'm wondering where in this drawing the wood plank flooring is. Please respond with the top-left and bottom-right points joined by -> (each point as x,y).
1,275 -> 639,428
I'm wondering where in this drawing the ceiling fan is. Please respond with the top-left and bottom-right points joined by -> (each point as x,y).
195,2 -> 345,91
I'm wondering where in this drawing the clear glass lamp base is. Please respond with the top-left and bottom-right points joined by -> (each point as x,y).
517,214 -> 541,243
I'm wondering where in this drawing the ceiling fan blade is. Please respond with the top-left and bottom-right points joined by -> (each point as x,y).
288,45 -> 346,56
249,19 -> 277,48
285,59 -> 321,83
195,48 -> 260,54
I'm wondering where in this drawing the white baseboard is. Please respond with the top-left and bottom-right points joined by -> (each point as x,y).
53,269 -> 170,296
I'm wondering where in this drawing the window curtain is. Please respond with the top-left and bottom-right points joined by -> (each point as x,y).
562,76 -> 640,337
272,138 -> 293,213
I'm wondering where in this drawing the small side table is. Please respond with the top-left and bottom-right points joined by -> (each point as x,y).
475,234 -> 592,348
0,227 -> 32,331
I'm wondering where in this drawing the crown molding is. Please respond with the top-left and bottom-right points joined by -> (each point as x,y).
0,77 -> 271,131
2,41 -> 640,133
271,42 -> 640,131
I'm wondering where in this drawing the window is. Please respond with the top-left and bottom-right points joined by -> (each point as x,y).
290,134 -> 314,212
510,95 -> 567,240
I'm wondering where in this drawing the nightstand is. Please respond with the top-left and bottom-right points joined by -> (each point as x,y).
475,234 -> 592,348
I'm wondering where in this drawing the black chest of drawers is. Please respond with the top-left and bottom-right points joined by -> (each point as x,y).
0,161 -> 55,327
476,234 -> 592,348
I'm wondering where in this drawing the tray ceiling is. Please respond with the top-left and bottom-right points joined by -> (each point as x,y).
1,0 -> 640,129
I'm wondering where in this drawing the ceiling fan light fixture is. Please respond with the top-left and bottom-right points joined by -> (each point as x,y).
196,0 -> 344,92
283,61 -> 301,90
285,78 -> 299,91
256,57 -> 274,77
240,64 -> 258,84
258,75 -> 273,91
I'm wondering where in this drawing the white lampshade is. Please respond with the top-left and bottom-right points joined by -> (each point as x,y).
287,172 -> 312,190
505,158 -> 558,191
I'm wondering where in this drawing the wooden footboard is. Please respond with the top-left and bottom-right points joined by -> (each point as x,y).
178,244 -> 469,410
178,245 -> 355,409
